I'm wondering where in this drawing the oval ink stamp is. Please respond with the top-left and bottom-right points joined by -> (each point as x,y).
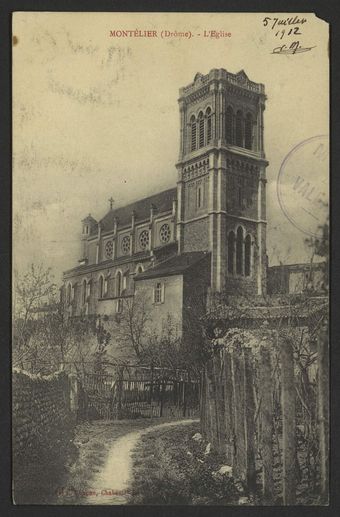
277,135 -> 329,238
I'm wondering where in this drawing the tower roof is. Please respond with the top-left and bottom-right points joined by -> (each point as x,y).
81,214 -> 97,224
179,68 -> 265,99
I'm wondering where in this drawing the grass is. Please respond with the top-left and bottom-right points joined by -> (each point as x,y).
14,417 -> 181,505
129,422 -> 243,505
55,417 -> 185,505
14,417 -> 322,505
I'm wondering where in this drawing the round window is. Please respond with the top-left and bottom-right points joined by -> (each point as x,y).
105,240 -> 114,259
159,223 -> 171,243
121,235 -> 130,254
139,230 -> 149,250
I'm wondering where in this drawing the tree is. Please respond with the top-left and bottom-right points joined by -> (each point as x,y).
305,212 -> 329,289
115,288 -> 152,360
128,288 -> 212,377
13,263 -> 57,370
13,263 -> 110,375
92,316 -> 112,374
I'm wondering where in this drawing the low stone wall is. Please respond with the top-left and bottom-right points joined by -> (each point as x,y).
12,368 -> 77,503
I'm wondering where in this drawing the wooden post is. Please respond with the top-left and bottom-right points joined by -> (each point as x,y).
243,348 -> 256,492
183,381 -> 187,417
207,365 -> 215,445
160,381 -> 164,417
281,337 -> 296,505
223,351 -> 234,465
200,370 -> 206,434
150,364 -> 154,406
206,369 -> 213,444
212,354 -> 224,452
203,372 -> 208,435
317,316 -> 329,503
117,377 -> 123,420
231,347 -> 246,480
260,345 -> 274,504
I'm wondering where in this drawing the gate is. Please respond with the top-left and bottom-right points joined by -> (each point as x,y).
79,365 -> 200,420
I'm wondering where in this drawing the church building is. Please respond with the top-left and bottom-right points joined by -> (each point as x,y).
62,68 -> 268,337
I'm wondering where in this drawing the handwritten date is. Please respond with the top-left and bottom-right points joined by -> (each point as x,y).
263,16 -> 307,30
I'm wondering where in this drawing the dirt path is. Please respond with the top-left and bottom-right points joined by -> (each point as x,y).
83,419 -> 198,505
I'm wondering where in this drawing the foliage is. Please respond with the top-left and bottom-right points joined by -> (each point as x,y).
13,263 -> 112,376
92,317 -> 112,374
13,263 -> 57,359
100,288 -> 212,376
130,423 -> 242,505
305,208 -> 329,287
13,424 -> 78,505
116,288 -> 151,358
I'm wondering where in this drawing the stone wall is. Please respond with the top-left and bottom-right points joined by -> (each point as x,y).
12,368 -> 75,499
182,217 -> 210,252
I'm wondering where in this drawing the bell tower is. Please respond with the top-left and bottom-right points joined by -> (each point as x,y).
176,68 -> 268,296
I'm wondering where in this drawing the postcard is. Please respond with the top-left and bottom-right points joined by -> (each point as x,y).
12,11 -> 329,506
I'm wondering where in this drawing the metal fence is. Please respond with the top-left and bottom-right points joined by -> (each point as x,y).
79,366 -> 200,420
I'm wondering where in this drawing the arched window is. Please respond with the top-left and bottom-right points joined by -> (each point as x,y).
116,271 -> 122,297
116,271 -> 123,312
227,231 -> 235,274
245,235 -> 251,276
82,279 -> 87,305
197,184 -> 203,209
190,115 -> 196,151
235,110 -> 243,147
245,113 -> 253,150
123,271 -> 129,291
206,107 -> 212,143
198,112 -> 204,148
226,106 -> 234,144
66,283 -> 72,304
99,275 -> 104,298
154,282 -> 164,304
236,227 -> 244,275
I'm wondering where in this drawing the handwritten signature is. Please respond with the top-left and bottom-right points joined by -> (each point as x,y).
272,41 -> 315,55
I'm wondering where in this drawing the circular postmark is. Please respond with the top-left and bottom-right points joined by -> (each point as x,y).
277,135 -> 328,238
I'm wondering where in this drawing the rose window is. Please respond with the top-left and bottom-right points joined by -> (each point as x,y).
105,240 -> 114,259
139,230 -> 149,250
159,223 -> 171,243
121,235 -> 130,254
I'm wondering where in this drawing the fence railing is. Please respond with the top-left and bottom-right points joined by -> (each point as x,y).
78,366 -> 200,421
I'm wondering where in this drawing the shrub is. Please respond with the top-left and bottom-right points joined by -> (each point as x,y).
130,424 -> 241,505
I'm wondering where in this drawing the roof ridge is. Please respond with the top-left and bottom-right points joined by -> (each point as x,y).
99,186 -> 177,232
135,251 -> 210,280
100,186 -> 176,221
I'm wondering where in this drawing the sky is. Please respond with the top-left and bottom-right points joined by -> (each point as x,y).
12,12 -> 329,284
